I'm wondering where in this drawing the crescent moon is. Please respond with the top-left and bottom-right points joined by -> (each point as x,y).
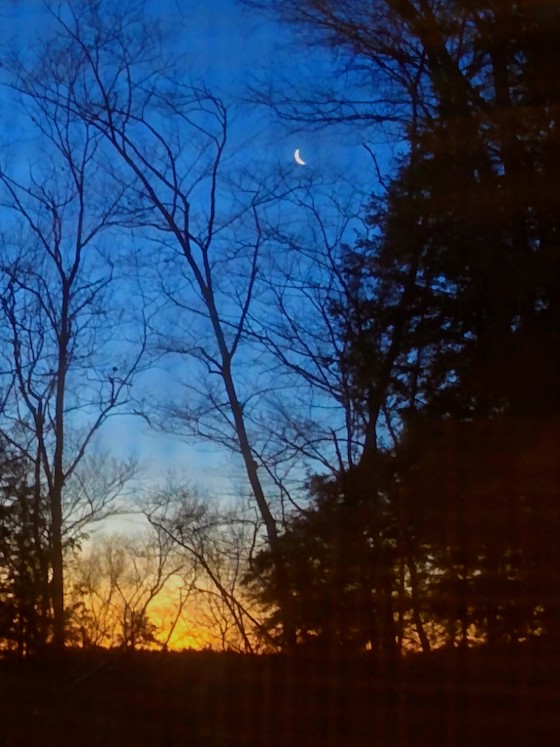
294,148 -> 306,166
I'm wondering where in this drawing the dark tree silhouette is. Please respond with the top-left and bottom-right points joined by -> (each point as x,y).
245,472 -> 400,652
243,0 -> 560,651
0,53 -> 147,648
8,0 -> 303,648
0,441 -> 50,654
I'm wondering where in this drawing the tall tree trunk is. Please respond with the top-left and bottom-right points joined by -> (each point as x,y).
221,364 -> 296,650
32,450 -> 50,651
51,296 -> 70,650
396,553 -> 406,651
50,485 -> 65,649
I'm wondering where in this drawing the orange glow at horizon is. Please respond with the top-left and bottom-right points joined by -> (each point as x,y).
149,597 -> 216,651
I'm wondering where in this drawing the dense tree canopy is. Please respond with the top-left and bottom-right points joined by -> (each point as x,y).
245,0 -> 560,651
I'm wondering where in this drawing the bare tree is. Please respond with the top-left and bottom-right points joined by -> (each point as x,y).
4,0 -> 317,646
6,0 -> 409,649
62,452 -> 140,542
241,0 -> 445,137
70,529 -> 186,649
146,485 -> 270,652
0,55 -> 149,647
241,187 -> 369,481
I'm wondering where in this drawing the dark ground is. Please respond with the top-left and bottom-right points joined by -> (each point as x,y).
0,642 -> 558,746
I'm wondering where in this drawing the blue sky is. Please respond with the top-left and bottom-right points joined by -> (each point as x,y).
0,0 -> 382,507
2,0 -> 377,194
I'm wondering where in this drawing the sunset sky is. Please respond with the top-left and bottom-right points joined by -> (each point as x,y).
1,0 -> 555,665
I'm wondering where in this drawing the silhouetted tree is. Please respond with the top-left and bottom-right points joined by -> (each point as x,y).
397,412 -> 560,646
244,0 -> 560,650
71,530 -> 184,650
147,486 -> 267,652
246,472 -> 399,652
9,0 -> 312,648
0,63 -> 147,647
0,441 -> 50,654
3,0 -> 557,654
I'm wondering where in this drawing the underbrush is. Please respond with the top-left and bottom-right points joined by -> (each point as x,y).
0,643 -> 557,746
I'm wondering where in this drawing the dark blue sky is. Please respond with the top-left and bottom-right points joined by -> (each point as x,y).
3,0 -> 377,185
0,0 -> 378,501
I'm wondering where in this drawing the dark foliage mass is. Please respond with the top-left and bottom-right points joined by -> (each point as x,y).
246,0 -> 560,652
0,442 -> 51,654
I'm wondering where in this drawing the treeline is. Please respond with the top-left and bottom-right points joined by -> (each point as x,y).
1,0 -> 559,655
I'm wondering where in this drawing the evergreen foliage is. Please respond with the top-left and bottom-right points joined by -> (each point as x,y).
0,443 -> 51,653
246,0 -> 560,651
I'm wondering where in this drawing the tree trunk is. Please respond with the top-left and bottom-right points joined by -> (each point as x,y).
50,485 -> 65,649
406,549 -> 430,653
51,295 -> 70,650
221,363 -> 296,649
